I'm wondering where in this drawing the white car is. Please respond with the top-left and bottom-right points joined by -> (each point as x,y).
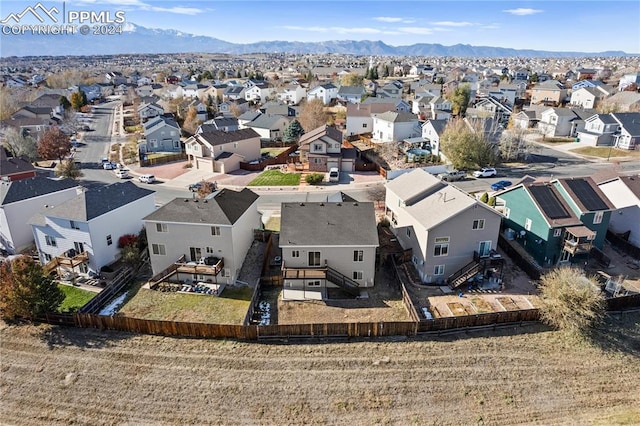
138,174 -> 155,183
473,167 -> 497,178
114,168 -> 130,179
102,161 -> 117,170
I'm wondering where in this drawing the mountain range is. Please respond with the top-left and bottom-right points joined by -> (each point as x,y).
0,22 -> 631,58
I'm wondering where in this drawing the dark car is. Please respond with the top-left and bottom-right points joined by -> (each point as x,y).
189,181 -> 217,192
491,180 -> 513,191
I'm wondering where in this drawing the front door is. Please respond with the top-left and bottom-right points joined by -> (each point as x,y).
478,241 -> 492,257
560,249 -> 571,263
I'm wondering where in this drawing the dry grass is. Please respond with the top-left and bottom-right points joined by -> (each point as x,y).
1,312 -> 639,425
570,146 -> 640,158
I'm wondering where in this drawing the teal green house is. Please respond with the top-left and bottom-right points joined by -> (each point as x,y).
497,177 -> 615,267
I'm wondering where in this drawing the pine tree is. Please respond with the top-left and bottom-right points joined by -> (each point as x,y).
283,119 -> 305,143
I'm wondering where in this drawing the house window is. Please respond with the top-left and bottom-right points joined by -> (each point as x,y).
70,220 -> 80,230
434,243 -> 449,257
106,235 -> 112,246
156,223 -> 168,233
313,144 -> 323,151
472,219 -> 485,230
593,211 -> 603,225
292,250 -> 300,258
211,226 -> 221,236
45,235 -> 57,247
308,280 -> 321,287
406,228 -> 411,238
42,253 -> 52,262
313,158 -> 323,164
524,218 -> 532,231
362,123 -> 367,128
173,140 -> 180,148
434,265 -> 445,276
308,251 -> 321,267
352,271 -> 363,280
553,228 -> 562,238
233,142 -> 238,148
353,250 -> 363,262
504,207 -> 510,219
151,243 -> 166,255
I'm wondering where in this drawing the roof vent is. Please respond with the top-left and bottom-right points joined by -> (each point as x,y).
299,202 -> 304,206
319,202 -> 324,206
353,202 -> 358,206
336,203 -> 341,206
184,198 -> 189,202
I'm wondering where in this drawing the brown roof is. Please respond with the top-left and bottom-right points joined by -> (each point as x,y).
298,125 -> 343,147
620,175 -> 640,199
565,225 -> 596,239
0,148 -> 35,178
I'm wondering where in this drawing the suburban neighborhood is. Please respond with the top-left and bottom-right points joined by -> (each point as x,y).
1,6 -> 640,422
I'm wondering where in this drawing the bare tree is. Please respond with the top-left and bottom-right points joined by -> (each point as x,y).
1,127 -> 38,161
298,99 -> 328,132
499,127 -> 535,162
0,87 -> 20,120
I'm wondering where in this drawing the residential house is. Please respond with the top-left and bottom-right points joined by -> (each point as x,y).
538,107 -> 580,137
144,188 -> 260,285
421,119 -> 447,157
218,99 -> 249,116
337,86 -> 365,104
427,96 -> 453,120
377,81 -> 404,98
135,85 -> 155,98
11,105 -> 52,121
362,96 -> 411,112
372,111 -> 420,142
0,116 -> 51,140
510,68 -> 530,81
498,177 -> 614,267
385,169 -> 502,284
618,72 -> 640,91
600,91 -> 640,112
0,177 -> 81,254
530,80 -> 568,106
345,102 -> 397,137
244,83 -> 275,103
30,182 -> 155,274
241,114 -> 290,141
598,175 -> 640,248
279,201 -> 379,300
611,113 -> 640,150
141,115 -> 181,153
137,102 -> 164,122
196,117 -> 239,134
189,100 -> 209,122
184,128 -> 261,173
511,105 -> 547,130
576,68 -> 598,80
277,84 -> 307,105
260,102 -> 298,117
570,87 -> 609,109
0,148 -> 36,181
298,125 -> 354,172
307,83 -> 338,105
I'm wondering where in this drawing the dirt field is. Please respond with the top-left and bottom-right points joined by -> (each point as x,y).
2,313 -> 639,425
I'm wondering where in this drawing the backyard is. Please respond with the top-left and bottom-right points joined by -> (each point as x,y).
1,312 -> 639,424
57,284 -> 96,313
248,170 -> 301,186
118,284 -> 253,323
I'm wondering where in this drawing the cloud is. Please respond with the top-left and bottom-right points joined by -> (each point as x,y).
430,21 -> 474,27
69,0 -> 205,15
397,27 -> 435,35
373,16 -> 415,24
282,25 -> 392,35
503,8 -> 543,16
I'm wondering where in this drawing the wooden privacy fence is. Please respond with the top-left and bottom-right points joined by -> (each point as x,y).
139,152 -> 188,167
606,230 -> 640,259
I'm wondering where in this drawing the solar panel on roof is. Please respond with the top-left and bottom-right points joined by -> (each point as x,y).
565,179 -> 609,211
529,185 -> 571,219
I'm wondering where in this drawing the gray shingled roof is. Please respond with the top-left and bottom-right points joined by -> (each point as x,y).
280,202 -> 378,247
613,112 -> 640,136
244,114 -> 286,130
374,111 -> 418,123
0,148 -> 35,177
39,181 -> 154,222
298,125 -> 343,146
338,86 -> 365,95
1,176 -> 80,205
144,188 -> 258,225
195,128 -> 260,146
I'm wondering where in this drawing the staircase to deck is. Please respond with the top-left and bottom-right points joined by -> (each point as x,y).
326,266 -> 361,296
447,260 -> 483,290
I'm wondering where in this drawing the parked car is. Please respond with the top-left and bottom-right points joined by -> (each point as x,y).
138,174 -> 155,184
328,167 -> 340,182
102,161 -> 117,170
438,170 -> 466,182
114,168 -> 130,179
491,180 -> 513,191
188,181 -> 216,192
473,167 -> 497,178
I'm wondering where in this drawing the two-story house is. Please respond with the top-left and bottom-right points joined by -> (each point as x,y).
184,128 -> 261,174
279,201 -> 379,300
577,113 -> 620,146
30,182 -> 155,275
345,102 -> 400,137
372,111 -> 420,143
196,117 -> 239,134
570,87 -> 609,110
530,80 -> 568,106
385,169 -> 502,285
1,177 -> 81,255
141,115 -> 182,153
277,84 -> 307,105
298,125 -> 353,172
498,177 -> 615,267
137,102 -> 164,122
598,175 -> 640,248
421,119 -> 447,157
337,86 -> 365,104
144,188 -> 260,285
307,83 -> 338,105
538,107 -> 580,138
240,114 -> 290,141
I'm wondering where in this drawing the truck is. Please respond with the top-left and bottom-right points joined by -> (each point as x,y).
437,170 -> 467,182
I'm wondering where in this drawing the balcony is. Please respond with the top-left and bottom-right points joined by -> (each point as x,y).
563,239 -> 592,255
43,250 -> 89,275
175,256 -> 224,276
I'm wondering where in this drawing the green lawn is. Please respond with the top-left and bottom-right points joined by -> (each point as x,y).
58,284 -> 96,312
248,170 -> 301,186
118,285 -> 253,324
570,146 -> 638,158
265,216 -> 281,232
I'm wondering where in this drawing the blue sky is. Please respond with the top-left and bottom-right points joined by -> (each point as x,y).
2,0 -> 640,53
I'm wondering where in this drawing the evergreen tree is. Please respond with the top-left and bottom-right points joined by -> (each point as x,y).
283,119 -> 305,143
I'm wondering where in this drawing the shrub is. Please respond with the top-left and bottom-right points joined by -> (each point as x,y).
118,234 -> 138,249
305,173 -> 325,185
479,192 -> 489,204
488,196 -> 496,207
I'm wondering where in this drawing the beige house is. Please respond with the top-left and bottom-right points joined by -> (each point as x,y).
279,201 -> 379,300
184,128 -> 261,174
385,169 -> 502,284
144,188 -> 260,285
298,125 -> 354,172
530,80 -> 568,106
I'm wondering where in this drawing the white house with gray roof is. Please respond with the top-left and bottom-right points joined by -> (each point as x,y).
279,201 -> 379,300
143,188 -> 260,285
337,86 -> 365,104
184,128 -> 261,173
385,169 -> 502,284
30,182 -> 155,275
0,177 -> 81,255
307,83 -> 338,105
240,114 -> 290,141
372,111 -> 420,142
142,115 -> 181,153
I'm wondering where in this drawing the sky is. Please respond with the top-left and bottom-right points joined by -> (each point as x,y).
2,0 -> 640,53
